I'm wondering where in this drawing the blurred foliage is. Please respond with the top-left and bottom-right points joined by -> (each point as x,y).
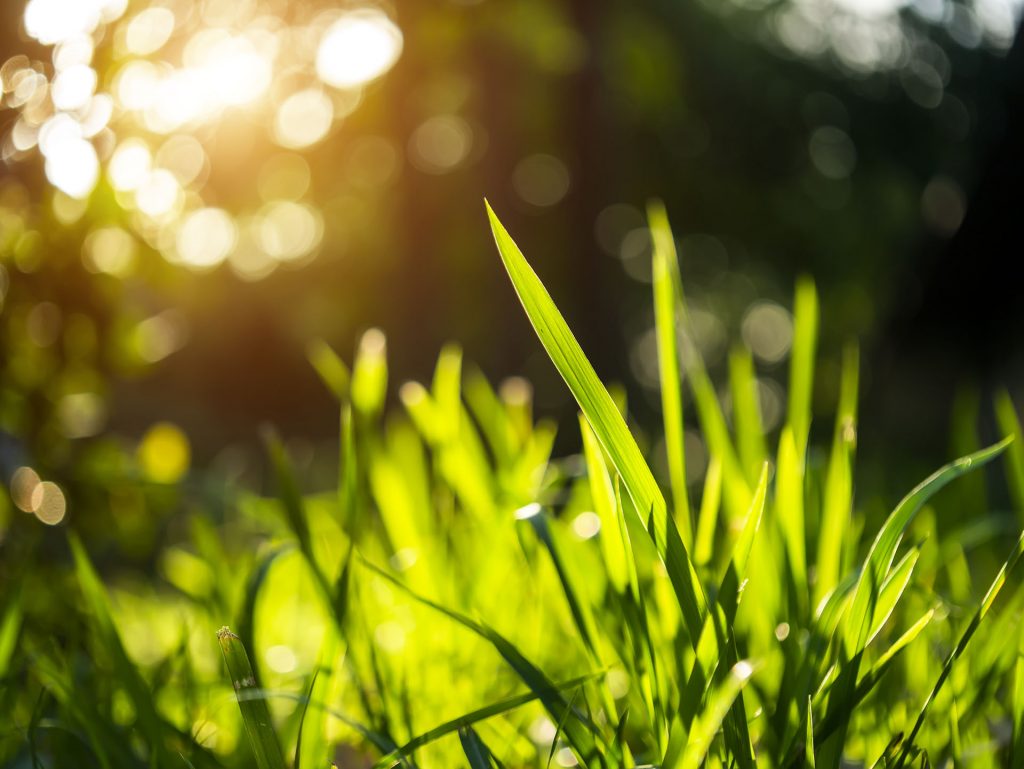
0,0 -> 1021,465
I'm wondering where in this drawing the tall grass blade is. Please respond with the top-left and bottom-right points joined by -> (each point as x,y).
649,199 -> 691,544
217,627 -> 287,769
786,277 -> 818,456
996,391 -> 1024,522
671,660 -> 756,769
486,201 -> 709,644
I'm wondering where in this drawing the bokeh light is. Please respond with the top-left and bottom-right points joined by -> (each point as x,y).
316,9 -> 403,89
138,422 -> 190,483
274,89 -> 334,149
31,481 -> 67,525
409,115 -> 473,174
175,208 -> 237,269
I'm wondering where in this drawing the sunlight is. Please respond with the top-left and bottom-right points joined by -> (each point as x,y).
316,9 -> 403,89
24,0 -> 126,45
39,115 -> 99,199
108,139 -> 152,192
175,208 -> 236,269
274,89 -> 334,149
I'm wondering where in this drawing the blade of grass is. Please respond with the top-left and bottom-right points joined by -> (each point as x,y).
843,438 -> 1012,656
217,627 -> 287,769
487,201 -> 709,646
786,277 -> 818,457
817,439 -> 1011,769
459,726 -> 503,769
369,673 -> 601,769
814,344 -> 859,609
649,199 -> 692,545
996,391 -> 1024,523
671,660 -> 756,769
730,346 -> 767,484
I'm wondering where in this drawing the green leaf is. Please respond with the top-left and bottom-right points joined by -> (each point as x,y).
996,391 -> 1024,524
671,660 -> 756,769
370,673 -> 600,769
843,438 -> 1012,656
649,199 -> 691,544
786,277 -> 818,457
217,627 -> 287,769
487,201 -> 709,645
306,338 -> 351,399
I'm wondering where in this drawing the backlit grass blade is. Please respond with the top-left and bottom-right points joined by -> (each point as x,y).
899,528 -> 1024,764
295,630 -> 342,769
307,338 -> 351,400
805,697 -> 816,769
486,201 -> 709,643
865,547 -> 920,646
351,328 -> 388,418
730,346 -> 767,484
818,439 -> 1010,769
807,610 -> 934,754
814,344 -> 859,609
217,627 -> 287,769
580,415 -> 629,594
671,660 -> 756,769
1011,633 -> 1024,769
717,464 -> 769,625
786,277 -> 818,456
843,438 -> 1011,656
695,456 -> 722,566
649,199 -> 691,544
776,426 -> 807,601
0,593 -> 20,678
996,390 -> 1024,521
370,674 -> 602,769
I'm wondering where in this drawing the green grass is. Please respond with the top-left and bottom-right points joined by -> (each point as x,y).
3,202 -> 1024,768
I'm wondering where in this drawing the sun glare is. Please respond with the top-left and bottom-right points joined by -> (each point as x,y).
5,0 -> 404,274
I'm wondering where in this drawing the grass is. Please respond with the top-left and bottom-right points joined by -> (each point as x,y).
3,202 -> 1024,768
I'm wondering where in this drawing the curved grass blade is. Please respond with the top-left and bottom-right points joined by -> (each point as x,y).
817,439 -> 1010,769
369,673 -> 601,769
649,199 -> 691,543
486,201 -> 708,645
217,627 -> 287,769
843,437 -> 1012,655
